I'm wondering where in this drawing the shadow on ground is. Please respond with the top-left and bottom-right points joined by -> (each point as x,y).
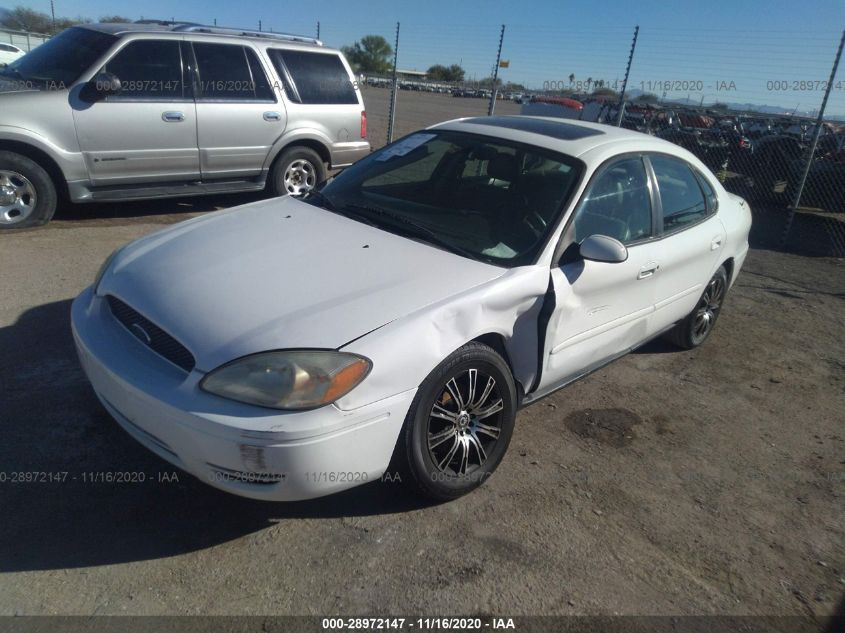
51,192 -> 268,227
0,299 -> 428,573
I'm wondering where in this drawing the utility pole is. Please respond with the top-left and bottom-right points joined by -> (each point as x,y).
488,24 -> 505,116
316,21 -> 320,40
50,1 -> 55,32
615,25 -> 639,127
387,22 -> 400,144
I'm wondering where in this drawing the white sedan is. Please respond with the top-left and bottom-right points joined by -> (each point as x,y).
72,116 -> 751,502
0,43 -> 25,66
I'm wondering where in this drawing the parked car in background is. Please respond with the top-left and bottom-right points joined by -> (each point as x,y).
73,116 -> 751,502
0,42 -> 25,66
0,22 -> 370,229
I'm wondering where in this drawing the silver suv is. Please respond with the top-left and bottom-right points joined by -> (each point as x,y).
0,22 -> 370,229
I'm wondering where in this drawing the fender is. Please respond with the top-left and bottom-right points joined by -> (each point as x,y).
336,266 -> 551,411
262,127 -> 333,171
0,124 -> 86,182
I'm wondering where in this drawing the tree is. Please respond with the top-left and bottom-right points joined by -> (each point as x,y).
341,35 -> 393,75
0,5 -> 87,34
592,87 -> 619,98
426,63 -> 465,82
568,73 -> 575,85
635,93 -> 659,104
99,15 -> 134,23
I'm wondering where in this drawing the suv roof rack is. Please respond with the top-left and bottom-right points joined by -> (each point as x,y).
172,24 -> 323,46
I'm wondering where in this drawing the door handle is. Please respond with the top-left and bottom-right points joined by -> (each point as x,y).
161,111 -> 185,122
711,236 -> 723,250
263,111 -> 282,122
637,262 -> 659,279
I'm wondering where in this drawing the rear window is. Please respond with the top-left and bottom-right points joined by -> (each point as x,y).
268,49 -> 357,105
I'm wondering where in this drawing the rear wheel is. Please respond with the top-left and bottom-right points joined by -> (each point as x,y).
0,151 -> 57,229
267,146 -> 327,198
399,342 -> 517,501
664,266 -> 729,349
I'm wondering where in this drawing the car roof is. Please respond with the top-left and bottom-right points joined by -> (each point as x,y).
76,22 -> 328,50
431,115 -> 690,159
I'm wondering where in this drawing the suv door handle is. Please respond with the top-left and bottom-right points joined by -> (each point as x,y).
263,111 -> 282,122
161,111 -> 185,122
711,236 -> 723,250
638,262 -> 659,279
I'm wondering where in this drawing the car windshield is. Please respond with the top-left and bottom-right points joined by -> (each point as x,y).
0,27 -> 116,86
311,130 -> 584,267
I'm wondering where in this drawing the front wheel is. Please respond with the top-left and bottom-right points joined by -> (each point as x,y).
0,151 -> 57,229
267,146 -> 327,198
400,342 -> 517,501
664,266 -> 729,350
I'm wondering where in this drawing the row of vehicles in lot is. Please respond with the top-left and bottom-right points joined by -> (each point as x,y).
7,23 -> 753,503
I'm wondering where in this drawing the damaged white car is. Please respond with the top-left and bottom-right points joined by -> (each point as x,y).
72,116 -> 751,502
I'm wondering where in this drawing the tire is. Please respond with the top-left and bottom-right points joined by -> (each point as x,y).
399,342 -> 517,501
267,146 -> 327,198
0,151 -> 57,229
664,266 -> 729,350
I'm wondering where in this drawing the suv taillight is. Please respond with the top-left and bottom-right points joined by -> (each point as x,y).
361,111 -> 367,139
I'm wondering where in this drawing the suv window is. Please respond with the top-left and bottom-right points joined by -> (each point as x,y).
573,157 -> 652,244
268,49 -> 357,104
103,40 -> 184,99
1,26 -> 116,86
650,155 -> 708,231
193,43 -> 274,101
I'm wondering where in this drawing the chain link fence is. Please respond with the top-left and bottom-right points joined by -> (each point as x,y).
313,20 -> 845,257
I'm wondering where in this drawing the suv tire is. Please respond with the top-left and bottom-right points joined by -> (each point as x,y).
268,146 -> 327,198
0,151 -> 57,229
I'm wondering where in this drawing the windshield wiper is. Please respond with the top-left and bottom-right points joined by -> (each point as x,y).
304,189 -> 337,212
342,203 -> 481,261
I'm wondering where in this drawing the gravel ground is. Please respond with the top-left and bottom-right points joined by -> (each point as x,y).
0,89 -> 843,622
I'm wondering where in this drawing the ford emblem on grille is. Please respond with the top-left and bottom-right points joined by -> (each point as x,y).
130,322 -> 152,345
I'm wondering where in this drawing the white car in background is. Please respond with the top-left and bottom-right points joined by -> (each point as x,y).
0,43 -> 24,65
72,116 -> 751,503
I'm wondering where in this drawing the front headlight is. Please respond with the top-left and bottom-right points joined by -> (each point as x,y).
93,246 -> 123,293
200,350 -> 371,410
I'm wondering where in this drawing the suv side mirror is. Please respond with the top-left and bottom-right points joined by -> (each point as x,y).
579,234 -> 628,263
88,72 -> 122,99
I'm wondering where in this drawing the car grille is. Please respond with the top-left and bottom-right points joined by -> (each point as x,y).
106,295 -> 196,373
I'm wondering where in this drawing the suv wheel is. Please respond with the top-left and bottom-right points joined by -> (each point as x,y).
268,147 -> 327,198
0,151 -> 57,229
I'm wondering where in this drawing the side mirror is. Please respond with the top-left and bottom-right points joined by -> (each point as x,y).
579,234 -> 628,263
86,72 -> 122,100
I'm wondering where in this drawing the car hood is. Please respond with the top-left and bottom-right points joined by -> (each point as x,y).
98,197 -> 505,372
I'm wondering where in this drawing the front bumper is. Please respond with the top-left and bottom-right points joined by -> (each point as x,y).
71,287 -> 414,501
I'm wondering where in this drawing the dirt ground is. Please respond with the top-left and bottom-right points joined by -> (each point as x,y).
0,88 -> 843,624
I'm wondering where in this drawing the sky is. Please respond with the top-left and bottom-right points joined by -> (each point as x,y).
9,0 -> 845,115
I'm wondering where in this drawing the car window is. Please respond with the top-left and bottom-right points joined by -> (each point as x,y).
268,49 -> 357,104
193,43 -> 273,101
1,26 -> 116,86
694,170 -> 719,212
318,130 -> 583,267
0,44 -> 13,52
650,155 -> 708,231
103,40 -> 184,100
572,157 -> 652,245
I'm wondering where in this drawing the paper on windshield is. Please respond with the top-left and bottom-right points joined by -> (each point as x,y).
376,133 -> 436,161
